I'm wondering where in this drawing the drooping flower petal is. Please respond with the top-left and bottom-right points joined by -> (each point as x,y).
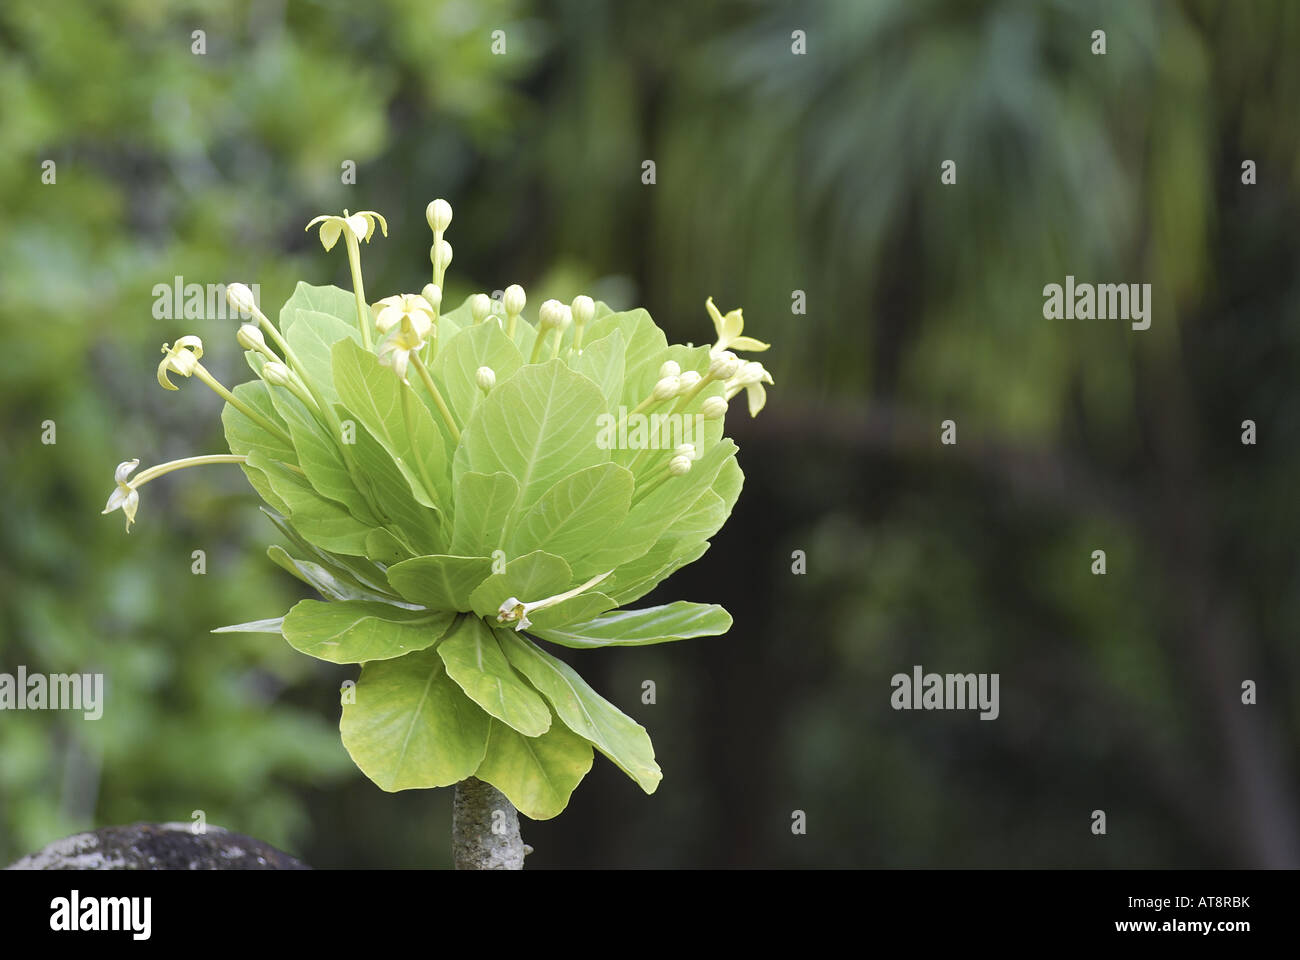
102,459 -> 141,531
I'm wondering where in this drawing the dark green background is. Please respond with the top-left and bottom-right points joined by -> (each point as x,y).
2,0 -> 1297,867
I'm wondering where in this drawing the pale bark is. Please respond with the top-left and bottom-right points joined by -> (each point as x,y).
451,777 -> 528,870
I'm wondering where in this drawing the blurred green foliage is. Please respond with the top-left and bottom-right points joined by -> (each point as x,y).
2,0 -> 1298,867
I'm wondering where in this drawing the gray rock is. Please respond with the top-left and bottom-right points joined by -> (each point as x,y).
5,822 -> 310,870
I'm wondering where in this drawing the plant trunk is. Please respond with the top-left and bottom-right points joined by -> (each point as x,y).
451,777 -> 528,869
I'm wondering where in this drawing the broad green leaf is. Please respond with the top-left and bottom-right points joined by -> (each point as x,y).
261,508 -> 393,594
275,390 -> 376,522
350,418 -> 444,555
267,544 -> 414,605
449,471 -> 518,557
437,618 -> 551,737
475,718 -> 594,820
332,338 -> 450,511
499,631 -> 661,793
670,489 -> 727,543
341,647 -> 490,791
508,463 -> 634,575
283,600 -> 456,664
712,454 -> 744,515
248,451 -> 372,555
434,294 -> 474,340
524,591 -> 617,632
572,328 -> 626,411
222,381 -> 293,514
454,359 -> 609,517
211,617 -> 285,634
534,601 -> 732,649
280,283 -> 365,408
582,440 -> 737,572
468,551 -> 573,623
386,555 -> 495,610
365,528 -> 410,565
435,320 -> 523,432
583,308 -> 668,410
279,282 -> 358,336
607,541 -> 710,606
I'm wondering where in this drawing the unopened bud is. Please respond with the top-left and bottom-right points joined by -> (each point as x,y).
539,299 -> 567,330
675,443 -> 696,460
422,283 -> 443,310
470,293 -> 493,324
571,295 -> 595,327
659,360 -> 681,379
652,375 -> 681,400
668,455 -> 692,476
476,366 -> 496,394
708,351 -> 741,380
701,395 -> 728,419
503,284 -> 526,317
679,370 -> 702,391
426,198 -> 453,233
237,323 -> 267,352
226,282 -> 257,316
430,239 -> 453,270
262,361 -> 293,387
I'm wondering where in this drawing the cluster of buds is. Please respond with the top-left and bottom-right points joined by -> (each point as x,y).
105,196 -> 776,538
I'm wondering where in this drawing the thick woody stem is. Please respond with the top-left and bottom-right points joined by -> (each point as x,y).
451,777 -> 528,870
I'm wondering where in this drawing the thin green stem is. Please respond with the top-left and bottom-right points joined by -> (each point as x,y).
193,364 -> 291,444
131,454 -> 247,487
431,230 -> 447,289
344,232 -> 373,350
529,328 -> 551,365
670,371 -> 716,415
631,468 -> 674,506
249,306 -> 292,360
410,352 -> 461,444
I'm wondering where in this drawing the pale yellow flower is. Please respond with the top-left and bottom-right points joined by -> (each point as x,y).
305,210 -> 387,252
706,297 -> 769,355
724,360 -> 775,417
157,336 -> 204,390
374,294 -> 434,339
101,459 -> 140,531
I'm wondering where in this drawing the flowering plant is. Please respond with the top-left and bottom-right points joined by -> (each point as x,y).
105,200 -> 773,821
